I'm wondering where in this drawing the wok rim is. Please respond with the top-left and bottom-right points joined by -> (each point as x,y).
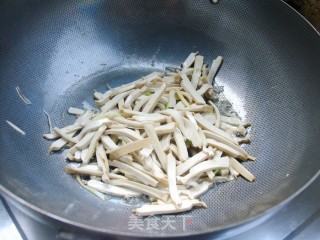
0,0 -> 320,238
1,171 -> 319,238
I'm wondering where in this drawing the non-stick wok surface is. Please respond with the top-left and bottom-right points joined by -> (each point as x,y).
0,0 -> 319,237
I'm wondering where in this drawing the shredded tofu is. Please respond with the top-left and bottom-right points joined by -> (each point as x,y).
6,120 -> 26,135
44,52 -> 255,216
16,86 -> 32,104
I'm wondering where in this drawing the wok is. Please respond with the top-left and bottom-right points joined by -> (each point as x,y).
0,0 -> 319,238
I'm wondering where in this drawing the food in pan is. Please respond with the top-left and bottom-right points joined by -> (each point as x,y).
44,52 -> 255,216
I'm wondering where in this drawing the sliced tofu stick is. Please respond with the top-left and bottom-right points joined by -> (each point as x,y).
75,131 -> 96,150
133,95 -> 150,111
186,111 -> 199,130
99,72 -> 161,104
206,139 -> 246,161
208,101 -> 221,128
176,90 -> 190,107
76,118 -> 112,140
131,114 -> 169,123
74,151 -> 81,161
165,86 -> 182,91
182,67 -> 194,76
144,123 -> 168,171
101,135 -> 118,150
169,143 -> 179,159
194,113 -> 238,145
178,156 -> 229,184
197,84 -> 213,96
140,145 -> 153,158
160,109 -> 188,138
235,136 -> 251,144
191,55 -> 204,88
135,71 -> 164,87
167,152 -> 182,207
203,130 -> 254,160
201,64 -> 209,78
157,103 -> 166,110
229,167 -> 240,178
168,90 -> 176,108
109,138 -> 151,159
105,112 -> 150,129
180,72 -> 206,104
43,124 -> 83,140
76,175 -> 107,201
119,108 -> 146,117
182,118 -> 202,148
68,107 -> 85,115
48,130 -> 78,153
176,151 -> 210,176
189,181 -> 213,198
105,128 -> 143,141
110,179 -> 168,201
81,148 -> 89,162
220,122 -> 247,135
65,164 -> 102,176
160,133 -> 171,152
101,90 -> 134,112
124,87 -> 147,108
207,56 -> 223,85
108,173 -> 128,180
118,98 -> 125,109
150,152 -> 161,172
163,75 -> 180,84
198,128 -> 208,146
206,170 -> 215,180
202,112 -> 216,124
142,83 -> 166,113
181,104 -> 213,113
75,110 -> 93,125
98,83 -> 135,105
117,135 -> 133,144
229,157 -> 255,182
83,125 -> 107,164
133,199 -> 207,216
220,116 -> 242,126
88,180 -> 141,197
178,91 -> 193,104
109,160 -> 158,187
182,52 -> 197,69
95,90 -> 112,106
154,122 -> 177,135
174,101 -> 185,110
101,135 -> 133,163
53,127 -> 79,144
173,128 -> 188,162
96,144 -> 110,183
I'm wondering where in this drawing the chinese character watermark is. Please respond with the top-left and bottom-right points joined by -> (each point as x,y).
128,215 -> 144,231
127,214 -> 192,231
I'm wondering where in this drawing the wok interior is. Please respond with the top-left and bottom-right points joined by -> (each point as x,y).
0,0 -> 319,236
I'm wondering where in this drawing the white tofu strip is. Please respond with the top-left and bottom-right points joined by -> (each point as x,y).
207,56 -> 223,85
88,180 -> 141,197
133,199 -> 207,216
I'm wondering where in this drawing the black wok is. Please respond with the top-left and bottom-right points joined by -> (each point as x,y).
0,0 -> 319,238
